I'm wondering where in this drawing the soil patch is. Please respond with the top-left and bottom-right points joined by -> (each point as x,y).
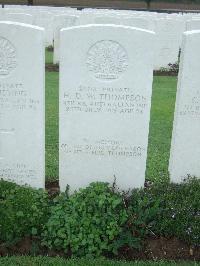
116,237 -> 200,261
45,64 -> 59,72
153,70 -> 178,76
0,236 -> 199,261
33,0 -> 200,11
45,180 -> 60,197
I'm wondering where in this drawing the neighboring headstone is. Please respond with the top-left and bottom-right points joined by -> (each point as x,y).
59,24 -> 155,192
0,21 -> 45,188
53,14 -> 79,64
120,16 -> 155,31
154,18 -> 184,70
186,19 -> 200,31
3,13 -> 33,24
33,11 -> 53,47
79,12 -> 154,31
169,30 -> 200,183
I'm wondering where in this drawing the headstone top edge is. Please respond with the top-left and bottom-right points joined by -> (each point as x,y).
0,21 -> 45,31
60,24 -> 156,35
184,29 -> 200,36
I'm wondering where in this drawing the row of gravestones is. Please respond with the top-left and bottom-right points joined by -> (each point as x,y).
1,5 -> 200,69
0,21 -> 199,193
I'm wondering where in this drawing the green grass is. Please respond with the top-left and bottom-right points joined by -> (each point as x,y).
45,72 -> 59,180
146,76 -> 177,182
0,257 -> 199,266
45,50 -> 178,182
45,49 -> 53,64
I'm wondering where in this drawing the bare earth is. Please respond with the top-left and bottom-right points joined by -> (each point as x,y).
2,0 -> 200,11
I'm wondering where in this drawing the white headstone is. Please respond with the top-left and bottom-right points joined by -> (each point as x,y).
186,19 -> 200,31
33,11 -> 53,47
0,21 -> 45,188
154,18 -> 184,70
169,30 -> 200,183
79,12 -> 154,31
59,24 -> 155,192
3,13 -> 33,24
53,14 -> 79,64
120,16 -> 155,31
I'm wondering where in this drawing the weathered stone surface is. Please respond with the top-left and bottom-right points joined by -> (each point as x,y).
53,14 -> 79,64
59,24 -> 155,192
169,30 -> 200,183
0,21 -> 45,188
3,13 -> 33,24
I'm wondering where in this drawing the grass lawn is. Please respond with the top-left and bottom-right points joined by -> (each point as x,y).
0,257 -> 199,266
146,76 -> 177,182
45,50 -> 178,182
46,49 -> 54,64
46,72 -> 59,179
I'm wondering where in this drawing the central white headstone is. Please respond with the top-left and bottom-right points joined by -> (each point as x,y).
0,22 -> 45,188
59,24 -> 155,192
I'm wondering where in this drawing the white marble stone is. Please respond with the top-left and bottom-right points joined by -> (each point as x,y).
59,24 -> 155,192
33,11 -> 53,47
3,13 -> 33,24
0,21 -> 45,188
120,15 -> 155,31
169,30 -> 200,183
79,12 -> 154,30
154,18 -> 184,70
186,19 -> 200,31
53,14 -> 79,64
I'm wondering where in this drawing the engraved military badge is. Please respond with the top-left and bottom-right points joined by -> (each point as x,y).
0,37 -> 17,77
86,40 -> 128,80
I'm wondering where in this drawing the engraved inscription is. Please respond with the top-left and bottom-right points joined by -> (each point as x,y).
0,162 -> 37,185
0,83 -> 40,111
86,40 -> 128,80
0,37 -> 17,77
63,85 -> 147,115
61,139 -> 145,158
179,90 -> 200,116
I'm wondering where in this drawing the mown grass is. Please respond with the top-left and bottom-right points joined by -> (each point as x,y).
45,49 -> 53,64
45,51 -> 178,182
146,76 -> 177,182
45,72 -> 59,179
0,257 -> 199,266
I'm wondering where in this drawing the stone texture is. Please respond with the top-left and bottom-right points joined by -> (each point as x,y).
3,13 -> 33,24
59,24 -> 155,192
0,21 -> 45,188
154,18 -> 184,70
53,14 -> 79,64
186,19 -> 200,31
169,30 -> 200,183
33,11 -> 53,46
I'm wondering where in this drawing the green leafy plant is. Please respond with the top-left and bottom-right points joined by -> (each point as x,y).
0,179 -> 49,245
151,177 -> 200,246
113,185 -> 161,251
117,177 -> 200,250
42,182 -> 128,257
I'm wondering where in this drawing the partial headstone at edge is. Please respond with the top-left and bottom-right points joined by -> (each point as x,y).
0,21 -> 45,189
169,30 -> 200,183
